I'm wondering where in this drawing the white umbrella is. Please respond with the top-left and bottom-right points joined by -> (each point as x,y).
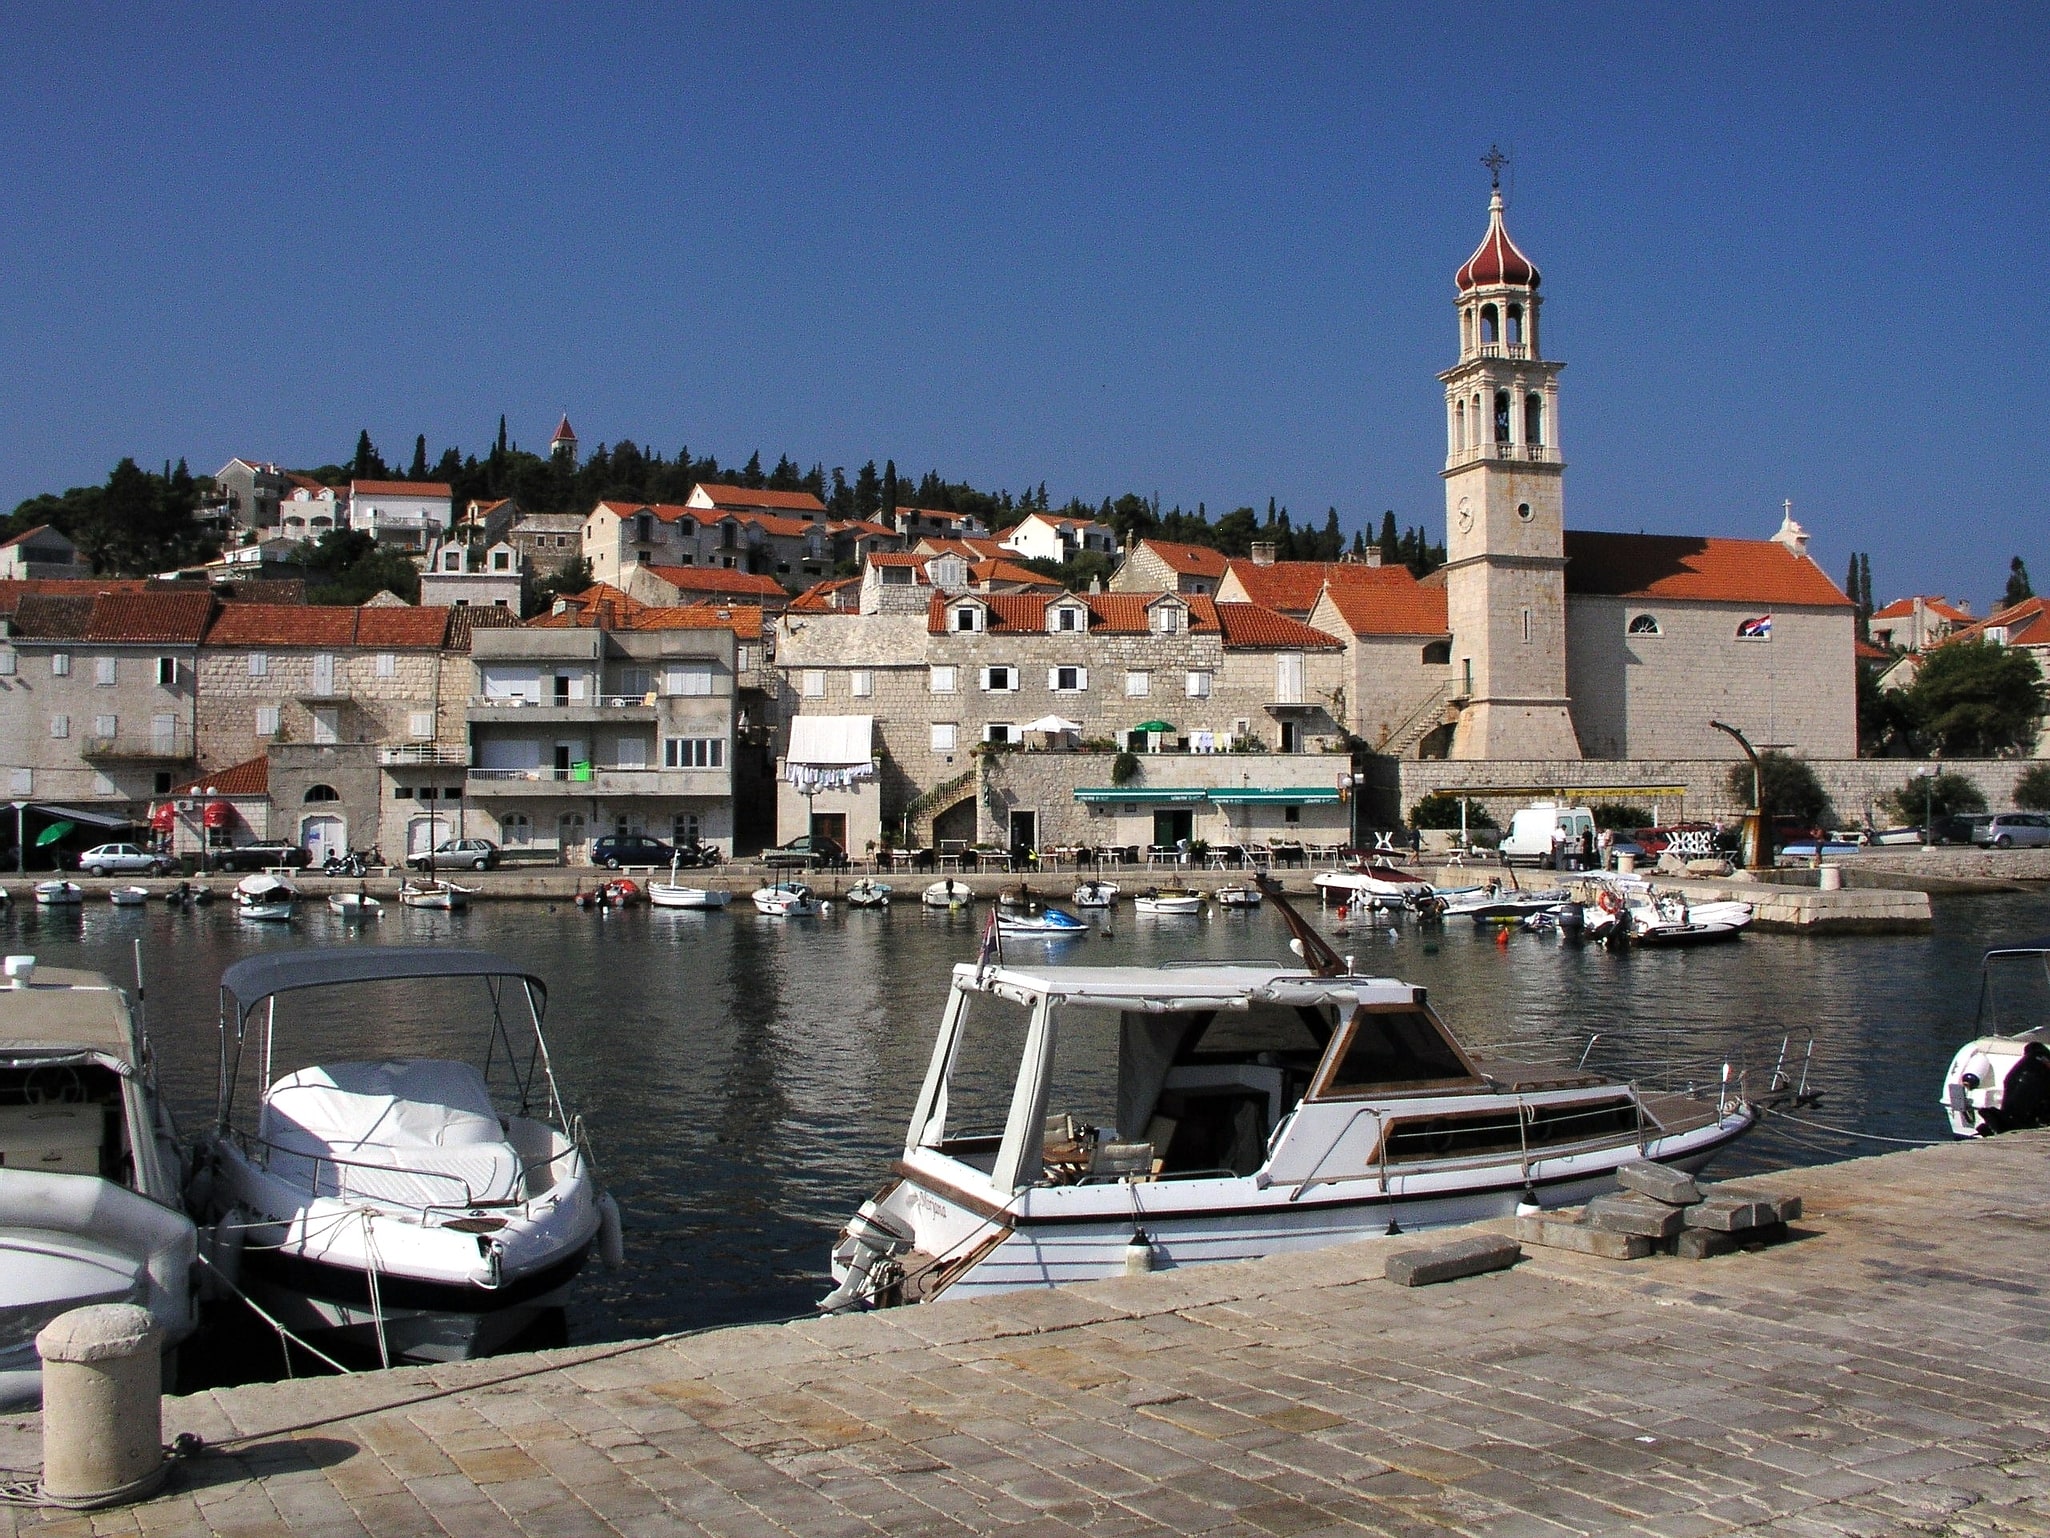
1023,715 -> 1083,734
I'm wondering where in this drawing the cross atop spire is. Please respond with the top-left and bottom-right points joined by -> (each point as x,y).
1480,144 -> 1509,189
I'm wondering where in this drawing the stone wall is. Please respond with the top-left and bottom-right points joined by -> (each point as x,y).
1386,755 -> 2036,828
1565,597 -> 1857,760
0,641 -> 199,808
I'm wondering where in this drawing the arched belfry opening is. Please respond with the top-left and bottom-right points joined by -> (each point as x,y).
1480,304 -> 1499,346
1493,390 -> 1511,443
1524,393 -> 1543,445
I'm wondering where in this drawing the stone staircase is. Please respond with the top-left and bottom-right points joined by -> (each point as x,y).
1375,683 -> 1456,757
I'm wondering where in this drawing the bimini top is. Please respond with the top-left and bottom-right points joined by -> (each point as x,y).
0,966 -> 139,1061
220,947 -> 546,1020
955,961 -> 1420,1012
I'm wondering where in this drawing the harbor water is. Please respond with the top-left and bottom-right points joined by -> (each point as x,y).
2,887 -> 2043,1362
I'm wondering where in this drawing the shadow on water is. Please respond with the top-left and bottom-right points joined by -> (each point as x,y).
6,883 -> 2045,1386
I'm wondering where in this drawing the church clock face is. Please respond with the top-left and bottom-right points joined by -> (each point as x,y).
1456,498 -> 1474,534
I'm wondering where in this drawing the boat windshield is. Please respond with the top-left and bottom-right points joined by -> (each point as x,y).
1976,944 -> 2050,1035
1314,1005 -> 1481,1097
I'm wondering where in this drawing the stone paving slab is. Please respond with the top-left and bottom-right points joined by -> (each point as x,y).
8,1132 -> 2050,1535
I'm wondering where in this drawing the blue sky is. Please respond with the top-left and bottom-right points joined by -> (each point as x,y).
2,5 -> 2042,610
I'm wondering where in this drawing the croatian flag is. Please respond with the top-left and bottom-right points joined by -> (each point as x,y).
1737,614 -> 1773,639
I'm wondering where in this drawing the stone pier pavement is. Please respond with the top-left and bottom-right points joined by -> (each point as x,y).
9,1132 -> 2050,1537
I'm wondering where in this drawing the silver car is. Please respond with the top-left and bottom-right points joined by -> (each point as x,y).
1977,813 -> 2050,849
76,842 -> 173,877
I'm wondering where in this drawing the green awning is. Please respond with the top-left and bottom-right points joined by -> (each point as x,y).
1074,788 -> 1208,804
1207,787 -> 1342,805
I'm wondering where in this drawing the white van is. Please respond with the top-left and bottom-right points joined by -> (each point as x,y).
1499,802 -> 1596,867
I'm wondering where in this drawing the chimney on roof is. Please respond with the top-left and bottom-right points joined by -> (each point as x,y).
1363,547 -> 1383,568
1770,499 -> 1810,559
1250,542 -> 1277,567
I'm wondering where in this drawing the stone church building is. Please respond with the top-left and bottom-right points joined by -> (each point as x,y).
1431,181 -> 1856,761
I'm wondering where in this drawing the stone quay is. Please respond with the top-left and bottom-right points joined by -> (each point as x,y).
6,1131 -> 2049,1535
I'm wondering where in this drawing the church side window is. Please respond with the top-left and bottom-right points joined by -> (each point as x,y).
1627,614 -> 1661,636
1506,304 -> 1523,347
1454,399 -> 1466,448
1480,304 -> 1499,345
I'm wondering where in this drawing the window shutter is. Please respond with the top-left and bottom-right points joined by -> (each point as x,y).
1047,667 -> 1061,691
1075,667 -> 1088,691
979,667 -> 993,691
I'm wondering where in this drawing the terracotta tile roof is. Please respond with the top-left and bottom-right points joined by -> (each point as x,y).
691,484 -> 827,514
203,603 -> 457,648
970,559 -> 1062,589
8,594 -> 97,639
1225,559 -> 1356,614
350,479 -> 453,498
169,755 -> 268,797
552,414 -> 577,443
866,552 -> 930,571
928,590 -> 1220,636
445,605 -> 521,650
594,499 -> 697,523
1214,602 -> 1344,650
83,590 -> 217,643
916,536 -> 1006,560
789,577 -> 860,613
532,585 -> 763,638
1871,595 -> 1973,624
0,577 -> 151,619
356,606 -> 454,648
1854,639 -> 1892,662
1954,597 -> 2050,649
895,506 -> 968,523
726,510 -> 818,539
1316,565 -> 1450,637
1563,532 -> 1852,607
1135,538 -> 1228,578
284,473 -> 331,494
641,565 -> 788,599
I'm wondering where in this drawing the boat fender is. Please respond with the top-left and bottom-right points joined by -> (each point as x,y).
597,1191 -> 625,1268
199,1211 -> 246,1297
1123,1230 -> 1155,1276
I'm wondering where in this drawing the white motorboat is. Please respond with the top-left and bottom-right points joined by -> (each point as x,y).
1313,865 -> 1434,903
923,879 -> 974,910
190,948 -> 619,1365
0,955 -> 196,1408
650,856 -> 733,910
1623,889 -> 1750,948
844,880 -> 892,909
328,891 -> 383,920
1133,887 -> 1204,915
753,882 -> 818,917
235,873 -> 298,921
996,907 -> 1089,938
400,879 -> 475,911
1072,879 -> 1119,909
1941,940 -> 2050,1138
1216,886 -> 1262,908
821,887 -> 1763,1311
33,881 -> 83,906
109,886 -> 151,907
1443,882 -> 1573,925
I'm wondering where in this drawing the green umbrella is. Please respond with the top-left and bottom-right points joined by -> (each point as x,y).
34,821 -> 76,846
1133,720 -> 1175,734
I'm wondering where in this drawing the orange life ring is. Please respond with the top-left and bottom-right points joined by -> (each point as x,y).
1597,890 -> 1623,915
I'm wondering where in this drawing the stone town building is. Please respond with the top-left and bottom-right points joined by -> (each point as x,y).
0,526 -> 87,580
212,459 -> 288,532
892,507 -> 989,541
1111,538 -> 1229,596
348,479 -> 453,550
773,590 -> 1345,851
191,602 -> 504,863
1879,597 -> 2050,756
1219,556 -> 1373,619
624,564 -> 792,612
418,539 -> 523,610
1305,564 -> 1456,756
452,498 -> 519,551
277,479 -> 346,540
1870,595 -> 1973,653
157,755 -> 275,862
508,512 -> 586,580
463,591 -> 763,861
0,589 -> 215,810
583,491 -> 831,588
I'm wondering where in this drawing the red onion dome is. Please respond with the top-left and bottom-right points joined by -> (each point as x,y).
1456,189 -> 1539,291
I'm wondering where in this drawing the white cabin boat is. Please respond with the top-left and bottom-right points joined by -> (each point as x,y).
822,891 -> 1759,1311
1313,865 -> 1433,903
1132,888 -> 1203,915
0,955 -> 196,1407
235,873 -> 297,920
753,883 -> 818,917
191,948 -> 617,1365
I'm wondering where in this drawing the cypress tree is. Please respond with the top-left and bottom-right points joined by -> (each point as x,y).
882,460 -> 899,522
2004,557 -> 2034,609
1378,510 -> 1400,564
496,416 -> 508,457
409,435 -> 428,479
1859,553 -> 1873,618
1845,553 -> 1860,608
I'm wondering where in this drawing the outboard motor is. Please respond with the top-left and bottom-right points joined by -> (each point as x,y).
817,1200 -> 915,1313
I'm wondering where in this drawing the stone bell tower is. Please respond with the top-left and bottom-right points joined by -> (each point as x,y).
1439,155 -> 1581,760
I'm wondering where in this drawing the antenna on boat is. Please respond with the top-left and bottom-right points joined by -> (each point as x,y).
1253,874 -> 1347,977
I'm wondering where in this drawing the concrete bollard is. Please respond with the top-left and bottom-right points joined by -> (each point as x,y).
1616,853 -> 1637,874
36,1304 -> 166,1508
1818,864 -> 1843,890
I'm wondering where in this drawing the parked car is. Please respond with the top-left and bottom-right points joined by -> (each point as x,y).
1976,813 -> 2050,849
74,842 -> 174,877
762,834 -> 849,870
409,838 -> 502,872
1929,813 -> 1993,846
588,834 -> 674,869
209,842 -> 312,872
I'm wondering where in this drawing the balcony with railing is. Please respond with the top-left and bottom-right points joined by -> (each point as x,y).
1444,440 -> 1561,471
82,729 -> 194,761
466,694 -> 658,723
378,743 -> 470,767
1474,342 -> 1530,360
466,765 -> 729,798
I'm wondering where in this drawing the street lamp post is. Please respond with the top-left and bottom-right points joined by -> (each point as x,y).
11,802 -> 24,875
1710,720 -> 1765,870
1917,766 -> 1935,840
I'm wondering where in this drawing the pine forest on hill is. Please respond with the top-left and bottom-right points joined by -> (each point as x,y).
4,421 -> 1446,585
